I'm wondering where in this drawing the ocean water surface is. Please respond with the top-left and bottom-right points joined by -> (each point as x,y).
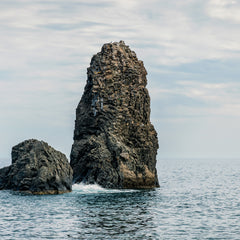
1,158 -> 240,239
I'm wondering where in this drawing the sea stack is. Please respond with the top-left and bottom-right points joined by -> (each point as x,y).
70,41 -> 159,189
0,139 -> 73,194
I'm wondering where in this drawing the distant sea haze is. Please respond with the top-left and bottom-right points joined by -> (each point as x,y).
0,158 -> 10,168
1,158 -> 240,239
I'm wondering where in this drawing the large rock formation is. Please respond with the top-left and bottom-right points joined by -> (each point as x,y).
0,139 -> 73,194
70,41 -> 159,189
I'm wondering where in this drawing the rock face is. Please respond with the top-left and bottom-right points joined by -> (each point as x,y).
0,166 -> 10,190
70,41 -> 159,189
0,139 -> 73,194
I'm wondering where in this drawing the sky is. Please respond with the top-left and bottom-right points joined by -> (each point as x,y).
1,0 -> 240,165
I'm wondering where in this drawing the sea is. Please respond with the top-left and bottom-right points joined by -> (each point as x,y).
0,158 -> 240,240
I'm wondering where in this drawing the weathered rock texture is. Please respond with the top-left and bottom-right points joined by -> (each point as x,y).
70,41 -> 159,189
0,166 -> 10,190
0,139 -> 73,194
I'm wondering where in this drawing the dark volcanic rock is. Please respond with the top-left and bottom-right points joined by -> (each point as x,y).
0,139 -> 73,194
0,166 -> 10,190
70,41 -> 159,189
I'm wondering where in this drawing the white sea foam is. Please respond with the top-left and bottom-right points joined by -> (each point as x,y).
72,183 -> 138,194
72,183 -> 104,193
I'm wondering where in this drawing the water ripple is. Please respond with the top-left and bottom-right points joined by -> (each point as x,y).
1,159 -> 240,239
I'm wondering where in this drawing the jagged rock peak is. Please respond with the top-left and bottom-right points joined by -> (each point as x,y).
71,41 -> 159,189
88,40 -> 146,82
85,41 -> 147,97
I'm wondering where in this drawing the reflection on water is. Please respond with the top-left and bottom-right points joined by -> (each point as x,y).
71,190 -> 159,239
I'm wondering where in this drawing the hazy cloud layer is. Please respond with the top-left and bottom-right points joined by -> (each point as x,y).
0,0 -> 240,161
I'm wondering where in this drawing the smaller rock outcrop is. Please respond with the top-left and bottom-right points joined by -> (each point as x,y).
0,139 -> 73,194
0,166 -> 10,190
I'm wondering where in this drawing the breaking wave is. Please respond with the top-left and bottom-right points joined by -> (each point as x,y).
72,183 -> 138,194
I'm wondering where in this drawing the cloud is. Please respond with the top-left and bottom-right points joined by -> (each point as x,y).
0,0 -> 240,158
207,0 -> 240,23
150,81 -> 240,118
0,0 -> 240,72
